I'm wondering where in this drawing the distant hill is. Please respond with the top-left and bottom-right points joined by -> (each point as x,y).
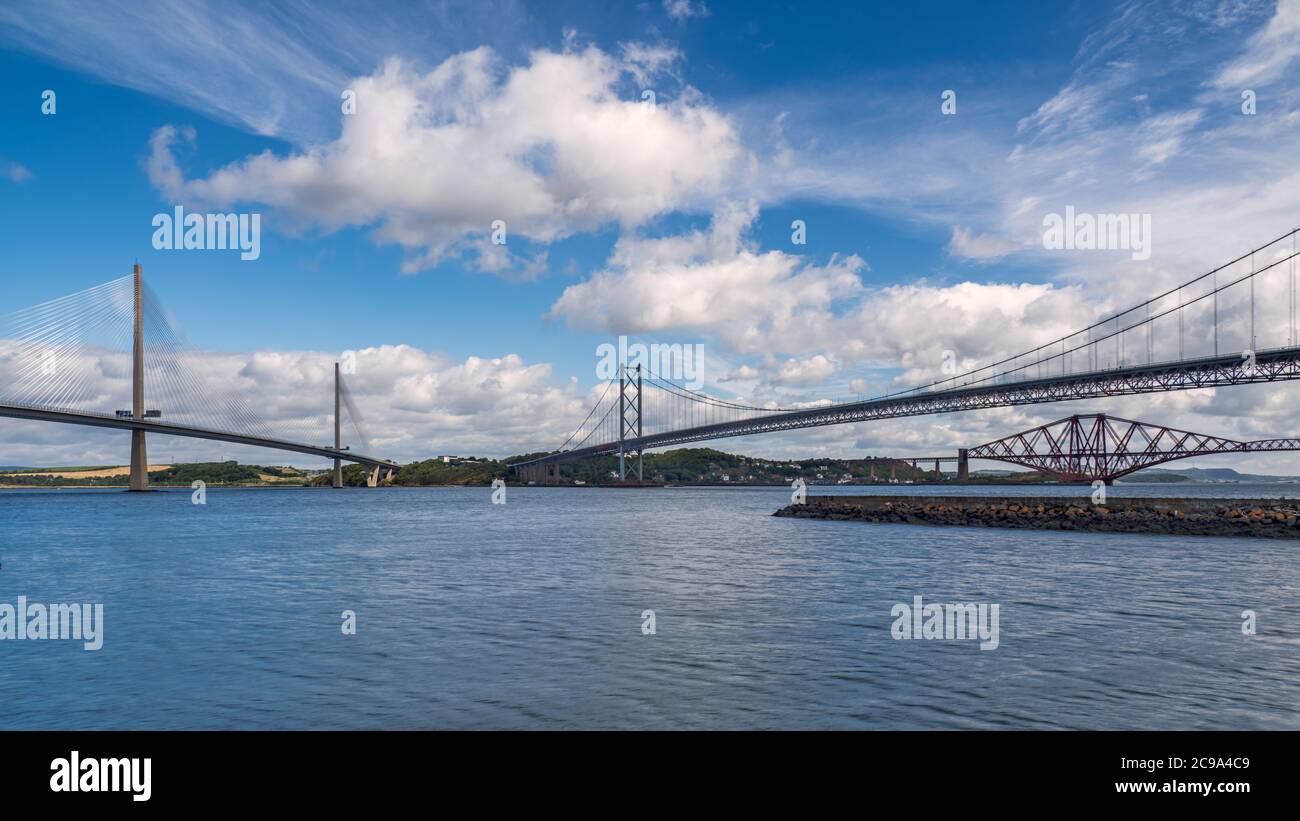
1124,466 -> 1300,484
0,461 -> 307,487
319,447 -> 951,487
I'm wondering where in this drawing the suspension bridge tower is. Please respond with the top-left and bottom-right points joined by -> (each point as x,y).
128,263 -> 149,491
619,363 -> 643,482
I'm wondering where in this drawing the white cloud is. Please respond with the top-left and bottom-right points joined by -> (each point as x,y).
1211,0 -> 1300,89
0,0 -> 359,141
547,201 -> 866,355
736,0 -> 1300,293
1133,109 -> 1204,177
619,41 -> 683,86
4,162 -> 32,184
719,364 -> 760,382
145,46 -> 743,276
768,354 -> 839,386
663,0 -> 709,22
0,340 -> 590,466
0,0 -> 557,144
549,199 -> 1096,396
947,226 -> 1021,261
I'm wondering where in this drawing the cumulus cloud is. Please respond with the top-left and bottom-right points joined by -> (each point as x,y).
145,45 -> 742,275
550,198 -> 1098,399
947,226 -> 1021,261
719,364 -> 760,382
768,354 -> 839,386
548,201 -> 865,353
0,340 -> 591,466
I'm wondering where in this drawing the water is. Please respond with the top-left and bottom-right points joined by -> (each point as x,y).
1,484 -> 1297,729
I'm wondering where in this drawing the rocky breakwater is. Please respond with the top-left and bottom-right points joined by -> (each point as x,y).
773,495 -> 1300,538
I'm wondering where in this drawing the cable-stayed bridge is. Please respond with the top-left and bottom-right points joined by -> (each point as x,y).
0,265 -> 397,490
516,227 -> 1300,482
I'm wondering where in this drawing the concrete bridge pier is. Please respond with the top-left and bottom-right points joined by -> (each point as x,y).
958,448 -> 969,481
129,430 -> 148,491
332,362 -> 343,488
128,264 -> 149,491
367,465 -> 381,487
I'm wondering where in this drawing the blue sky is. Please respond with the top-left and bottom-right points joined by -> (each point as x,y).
0,1 -> 1083,363
3,0 -> 1300,468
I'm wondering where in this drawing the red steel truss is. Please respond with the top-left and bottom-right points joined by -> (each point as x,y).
966,413 -> 1300,482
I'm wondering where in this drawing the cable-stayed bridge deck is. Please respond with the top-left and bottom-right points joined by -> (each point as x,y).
0,401 -> 397,468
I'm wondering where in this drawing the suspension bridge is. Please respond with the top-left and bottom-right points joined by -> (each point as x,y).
516,227 -> 1300,482
0,265 -> 397,490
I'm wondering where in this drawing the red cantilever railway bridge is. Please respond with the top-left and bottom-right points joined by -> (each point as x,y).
956,413 -> 1300,483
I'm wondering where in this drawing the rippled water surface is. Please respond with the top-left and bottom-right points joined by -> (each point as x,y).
1,484 -> 1298,729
